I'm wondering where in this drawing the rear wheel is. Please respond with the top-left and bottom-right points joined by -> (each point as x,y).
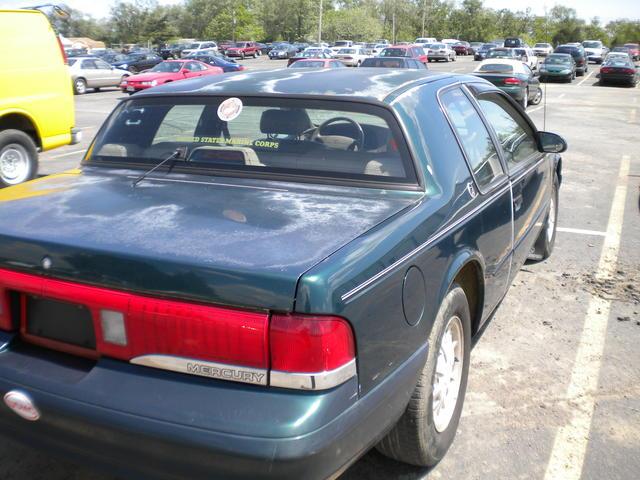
0,129 -> 38,187
376,284 -> 471,466
74,78 -> 87,95
530,173 -> 559,261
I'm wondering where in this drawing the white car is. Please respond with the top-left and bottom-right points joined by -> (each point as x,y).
604,51 -> 631,62
180,41 -> 218,58
515,47 -> 539,70
330,40 -> 353,54
533,43 -> 554,56
333,47 -> 369,67
582,40 -> 609,64
441,38 -> 460,46
415,37 -> 437,45
427,43 -> 456,62
364,43 -> 389,56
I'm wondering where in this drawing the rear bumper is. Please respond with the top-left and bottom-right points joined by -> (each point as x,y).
0,333 -> 427,480
600,73 -> 636,83
500,85 -> 526,100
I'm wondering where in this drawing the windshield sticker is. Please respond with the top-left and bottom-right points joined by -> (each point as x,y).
218,97 -> 243,122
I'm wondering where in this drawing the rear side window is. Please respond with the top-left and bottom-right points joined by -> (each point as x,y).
89,97 -> 418,187
476,94 -> 540,171
440,88 -> 503,190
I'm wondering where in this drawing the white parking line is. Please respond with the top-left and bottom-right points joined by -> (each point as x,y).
557,93 -> 566,99
577,70 -> 594,86
630,108 -> 637,123
556,227 -> 606,236
49,150 -> 85,159
527,105 -> 545,114
544,154 -> 630,480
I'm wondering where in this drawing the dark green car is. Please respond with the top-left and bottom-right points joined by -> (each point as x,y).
539,53 -> 577,82
473,59 -> 543,109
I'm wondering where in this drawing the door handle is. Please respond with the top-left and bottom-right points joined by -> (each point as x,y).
513,194 -> 523,212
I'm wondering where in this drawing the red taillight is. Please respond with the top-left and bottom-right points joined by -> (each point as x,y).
0,287 -> 12,331
503,77 -> 521,85
56,35 -> 68,65
0,269 -> 357,390
270,314 -> 355,373
601,67 -> 612,74
622,68 -> 636,74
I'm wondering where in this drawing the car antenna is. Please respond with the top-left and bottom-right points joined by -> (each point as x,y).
131,146 -> 188,188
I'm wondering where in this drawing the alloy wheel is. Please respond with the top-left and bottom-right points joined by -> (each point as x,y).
432,315 -> 464,433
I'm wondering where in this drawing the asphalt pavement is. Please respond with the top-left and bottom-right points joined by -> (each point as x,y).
5,55 -> 640,480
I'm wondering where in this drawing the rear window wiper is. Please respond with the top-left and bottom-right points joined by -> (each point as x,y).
131,146 -> 188,187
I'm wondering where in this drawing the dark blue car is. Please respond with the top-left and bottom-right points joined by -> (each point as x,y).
185,53 -> 245,73
0,69 -> 566,479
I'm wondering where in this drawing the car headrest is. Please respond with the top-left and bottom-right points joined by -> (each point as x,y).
260,109 -> 312,136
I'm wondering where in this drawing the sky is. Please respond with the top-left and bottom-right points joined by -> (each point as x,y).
1,0 -> 638,22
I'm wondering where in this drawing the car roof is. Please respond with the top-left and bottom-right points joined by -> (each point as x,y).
137,68 -> 454,103
475,59 -> 526,73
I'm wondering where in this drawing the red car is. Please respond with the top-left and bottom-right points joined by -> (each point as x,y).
623,43 -> 640,61
452,42 -> 472,55
225,41 -> 260,59
120,60 -> 223,94
379,45 -> 428,64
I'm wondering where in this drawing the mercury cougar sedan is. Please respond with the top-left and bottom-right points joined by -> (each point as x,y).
0,69 -> 566,479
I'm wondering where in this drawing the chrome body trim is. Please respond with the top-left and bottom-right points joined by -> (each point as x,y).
130,355 -> 268,386
341,184 -> 511,302
270,359 -> 357,391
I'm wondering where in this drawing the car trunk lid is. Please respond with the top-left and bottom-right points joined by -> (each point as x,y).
0,169 -> 418,311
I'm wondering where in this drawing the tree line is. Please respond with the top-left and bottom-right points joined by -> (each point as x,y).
53,0 -> 640,47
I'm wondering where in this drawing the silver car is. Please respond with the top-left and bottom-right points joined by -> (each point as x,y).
428,43 -> 456,62
69,57 -> 130,95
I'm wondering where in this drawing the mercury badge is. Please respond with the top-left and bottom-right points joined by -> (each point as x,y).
4,390 -> 41,421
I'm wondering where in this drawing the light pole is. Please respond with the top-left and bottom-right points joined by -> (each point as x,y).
232,8 -> 237,42
318,0 -> 323,44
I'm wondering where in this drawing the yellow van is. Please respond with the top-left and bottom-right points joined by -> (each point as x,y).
0,6 -> 80,187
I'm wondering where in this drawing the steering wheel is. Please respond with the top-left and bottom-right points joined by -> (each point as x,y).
311,117 -> 365,151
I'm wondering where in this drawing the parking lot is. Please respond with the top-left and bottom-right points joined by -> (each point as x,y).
4,55 -> 639,479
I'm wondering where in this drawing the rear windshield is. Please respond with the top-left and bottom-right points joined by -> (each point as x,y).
545,55 -> 571,64
362,58 -> 407,68
380,48 -> 408,57
583,41 -> 601,48
290,61 -> 325,68
150,62 -> 184,72
478,63 -> 513,73
88,97 -> 417,186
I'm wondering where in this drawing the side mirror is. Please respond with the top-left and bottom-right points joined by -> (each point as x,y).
538,131 -> 567,153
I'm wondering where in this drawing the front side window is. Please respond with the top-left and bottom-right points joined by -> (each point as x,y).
440,88 -> 503,189
88,97 -> 417,186
476,94 -> 540,171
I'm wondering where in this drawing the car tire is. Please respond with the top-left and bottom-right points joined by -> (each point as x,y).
74,78 -> 87,95
0,129 -> 38,187
376,284 -> 471,467
241,53 -> 245,60
530,87 -> 543,105
521,88 -> 528,109
530,173 -> 559,261
127,66 -> 137,73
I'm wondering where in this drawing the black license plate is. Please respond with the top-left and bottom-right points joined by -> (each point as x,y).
25,296 -> 96,349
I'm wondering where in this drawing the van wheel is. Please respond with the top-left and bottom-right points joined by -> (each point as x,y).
530,173 -> 559,261
0,130 -> 38,187
376,284 -> 471,466
74,78 -> 87,95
